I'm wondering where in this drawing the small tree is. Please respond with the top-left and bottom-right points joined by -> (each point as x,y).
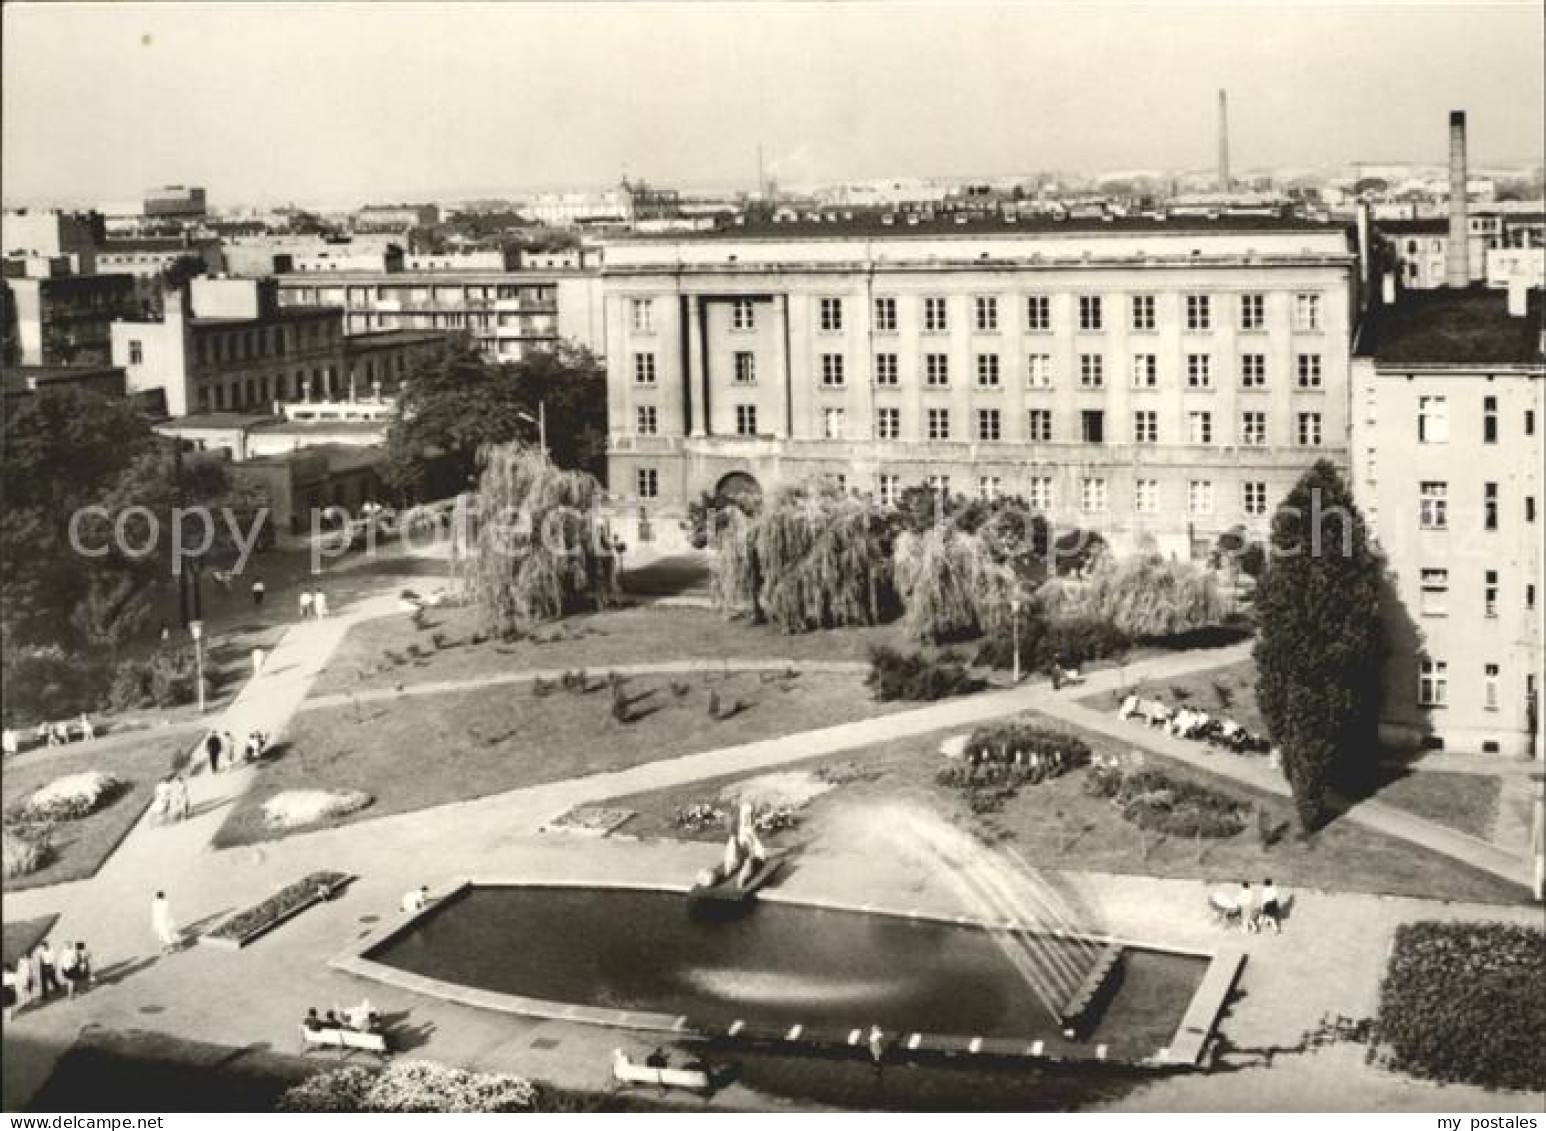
1253,461 -> 1386,831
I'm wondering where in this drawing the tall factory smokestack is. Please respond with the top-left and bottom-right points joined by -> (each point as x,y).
1446,110 -> 1470,288
1218,90 -> 1231,192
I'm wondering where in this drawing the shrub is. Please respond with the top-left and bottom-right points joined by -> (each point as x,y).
1041,554 -> 1225,640
1085,758 -> 1247,838
865,645 -> 979,702
106,646 -> 200,712
17,772 -> 123,822
2,646 -> 110,722
279,1061 -> 537,1113
892,526 -> 1016,643
1375,921 -> 1545,1092
2,825 -> 49,879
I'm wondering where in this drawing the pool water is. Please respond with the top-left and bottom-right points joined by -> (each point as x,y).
366,885 -> 1205,1061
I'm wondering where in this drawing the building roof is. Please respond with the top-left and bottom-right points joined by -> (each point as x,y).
255,419 -> 388,436
1358,287 -> 1546,366
1376,219 -> 1449,235
157,412 -> 272,431
99,237 -> 219,253
188,305 -> 342,327
2,364 -> 125,397
342,329 -> 453,350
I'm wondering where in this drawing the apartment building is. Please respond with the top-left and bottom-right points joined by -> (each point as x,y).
1353,286 -> 1544,759
603,213 -> 1355,559
4,268 -> 140,366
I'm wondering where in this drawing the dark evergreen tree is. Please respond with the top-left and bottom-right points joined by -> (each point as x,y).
1253,460 -> 1387,831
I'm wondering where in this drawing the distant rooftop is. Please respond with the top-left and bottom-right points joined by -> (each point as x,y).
1358,287 -> 1545,366
343,329 -> 453,349
1376,219 -> 1449,235
159,412 -> 271,430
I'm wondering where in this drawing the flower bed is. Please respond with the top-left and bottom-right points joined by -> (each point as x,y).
15,772 -> 123,822
278,1061 -> 537,1113
1084,755 -> 1247,838
203,871 -> 352,949
935,723 -> 1091,812
261,790 -> 372,830
672,801 -> 800,835
2,825 -> 49,879
1374,921 -> 1546,1092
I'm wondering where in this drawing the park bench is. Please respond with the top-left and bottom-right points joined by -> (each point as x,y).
300,1025 -> 388,1057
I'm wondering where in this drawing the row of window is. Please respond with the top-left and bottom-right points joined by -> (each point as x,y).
190,320 -> 337,367
633,350 -> 1327,390
629,292 -> 1325,335
1419,568 -> 1537,619
1414,394 -> 1538,444
1417,660 -> 1513,711
1417,481 -> 1538,530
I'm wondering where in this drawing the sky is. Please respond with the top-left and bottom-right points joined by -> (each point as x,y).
3,1 -> 1543,208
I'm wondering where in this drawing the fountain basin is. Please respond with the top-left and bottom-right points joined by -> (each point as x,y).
334,882 -> 1238,1067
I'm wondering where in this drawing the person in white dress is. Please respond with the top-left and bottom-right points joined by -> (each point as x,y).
313,591 -> 329,618
151,891 -> 180,953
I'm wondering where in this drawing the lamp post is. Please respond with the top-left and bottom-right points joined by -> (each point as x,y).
189,620 -> 206,714
518,403 -> 547,456
1010,595 -> 1024,685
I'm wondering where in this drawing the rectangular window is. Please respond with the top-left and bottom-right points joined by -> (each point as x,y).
978,476 -> 1002,501
1418,659 -> 1447,707
1027,354 -> 1053,388
927,474 -> 951,495
823,407 -> 846,440
1485,570 -> 1499,617
1240,293 -> 1266,331
1297,412 -> 1322,446
1528,584 -> 1537,612
1132,354 -> 1157,388
926,407 -> 951,441
1241,411 -> 1267,446
633,352 -> 657,384
636,467 -> 659,499
1134,479 -> 1159,514
976,353 -> 1001,387
1186,294 -> 1212,331
874,297 -> 897,333
1528,409 -> 1537,436
1027,409 -> 1053,442
1241,354 -> 1266,388
1297,354 -> 1323,389
1417,396 -> 1448,443
1081,477 -> 1108,514
1243,481 -> 1268,516
821,354 -> 846,387
1189,411 -> 1213,445
1419,482 -> 1448,529
819,297 -> 844,332
735,404 -> 758,436
875,353 -> 899,386
976,408 -> 1002,442
635,405 -> 658,435
877,406 -> 901,440
129,339 -> 143,364
1484,664 -> 1500,711
1529,496 -> 1537,524
974,296 -> 999,332
1294,293 -> 1322,331
925,353 -> 950,387
1028,477 -> 1053,512
1484,395 -> 1498,443
1186,354 -> 1213,388
1079,353 -> 1105,388
1485,482 -> 1499,530
878,474 -> 901,506
631,298 -> 654,332
1078,295 -> 1103,331
1133,410 -> 1158,444
1188,480 -> 1214,516
923,296 -> 949,332
1026,295 -> 1051,332
1420,568 -> 1449,616
734,352 -> 756,385
1081,409 -> 1105,443
1131,294 -> 1156,332
731,299 -> 755,331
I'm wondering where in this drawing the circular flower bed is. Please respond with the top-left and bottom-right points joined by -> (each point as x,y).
17,771 -> 123,822
279,1061 -> 538,1113
261,789 -> 373,830
1085,755 -> 1247,838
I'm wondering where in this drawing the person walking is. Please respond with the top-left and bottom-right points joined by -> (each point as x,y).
298,589 -> 314,620
171,775 -> 190,821
251,646 -> 266,677
205,731 -> 222,775
78,714 -> 94,741
151,891 -> 180,953
34,940 -> 58,998
70,942 -> 93,995
313,590 -> 329,618
56,941 -> 79,999
151,778 -> 172,824
251,578 -> 266,608
2,727 -> 18,757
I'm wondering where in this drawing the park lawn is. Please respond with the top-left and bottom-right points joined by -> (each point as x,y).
1369,771 -> 1501,841
308,603 -> 910,697
215,668 -> 908,847
598,714 -> 1528,906
1079,659 -> 1264,734
2,915 -> 59,967
2,734 -> 184,891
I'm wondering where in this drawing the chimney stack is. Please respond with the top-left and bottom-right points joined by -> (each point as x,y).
1445,111 -> 1470,288
1218,90 -> 1231,192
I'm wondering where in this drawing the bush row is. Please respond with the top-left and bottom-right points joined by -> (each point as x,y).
866,645 -> 980,702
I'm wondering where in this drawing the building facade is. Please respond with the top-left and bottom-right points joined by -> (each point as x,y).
5,270 -> 141,366
1353,287 -> 1544,759
143,186 -> 207,219
603,216 -> 1355,559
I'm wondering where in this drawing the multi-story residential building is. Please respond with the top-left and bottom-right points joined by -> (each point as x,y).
274,267 -> 605,361
4,266 -> 141,366
1380,213 -> 1545,291
93,236 -> 227,279
1353,286 -> 1544,759
1,208 -> 105,268
603,213 -> 1354,559
354,203 -> 440,233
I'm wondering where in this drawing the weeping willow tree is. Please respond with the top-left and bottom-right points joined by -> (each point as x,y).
892,527 -> 1018,643
1038,553 -> 1225,639
711,488 -> 897,632
459,443 -> 618,636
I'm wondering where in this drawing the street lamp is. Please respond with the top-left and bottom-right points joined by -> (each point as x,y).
1010,595 -> 1024,685
189,620 -> 206,714
517,402 -> 547,456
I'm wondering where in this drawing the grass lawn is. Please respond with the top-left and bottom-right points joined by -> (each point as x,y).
308,603 -> 909,697
2,734 -> 185,891
216,667 -> 906,848
1079,659 -> 1264,734
2,915 -> 59,967
1368,771 -> 1501,841
598,714 -> 1528,905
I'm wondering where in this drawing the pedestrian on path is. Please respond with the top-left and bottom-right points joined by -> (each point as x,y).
151,891 -> 181,953
34,940 -> 58,997
313,590 -> 329,618
56,941 -> 80,999
3,727 -> 18,757
251,578 -> 266,608
205,731 -> 222,775
171,775 -> 190,821
251,646 -> 266,677
299,590 -> 314,620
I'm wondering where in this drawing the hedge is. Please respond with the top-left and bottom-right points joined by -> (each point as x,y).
1375,921 -> 1546,1092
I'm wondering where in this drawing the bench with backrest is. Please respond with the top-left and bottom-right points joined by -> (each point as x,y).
300,1024 -> 388,1056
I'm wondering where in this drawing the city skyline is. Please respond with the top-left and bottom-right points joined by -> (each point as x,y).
3,0 -> 1544,209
